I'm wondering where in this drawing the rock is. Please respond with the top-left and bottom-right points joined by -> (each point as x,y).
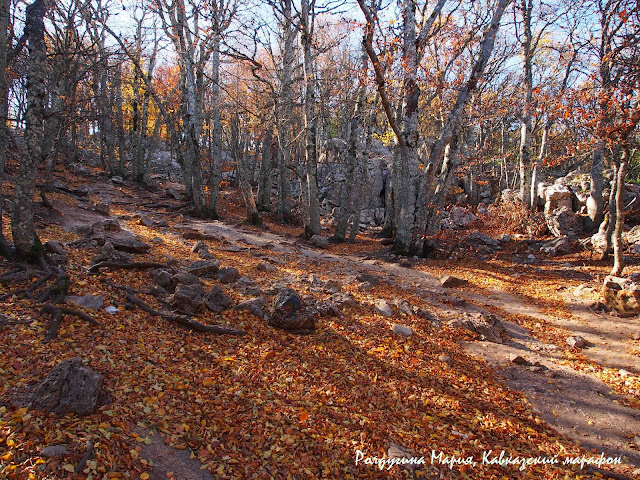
29,358 -> 103,415
546,207 -> 583,238
356,272 -> 380,286
566,335 -> 586,348
40,445 -> 72,458
91,219 -> 121,233
626,225 -> 640,245
573,284 -> 595,298
465,231 -> 501,248
90,242 -> 134,265
154,219 -> 169,228
328,292 -> 357,308
44,241 -> 67,255
216,267 -> 239,284
391,324 -> 413,336
64,295 -> 104,311
106,235 -> 151,254
187,260 -> 220,277
449,206 -> 476,227
509,353 -> 529,365
152,269 -> 174,290
602,275 -> 640,313
268,288 -> 315,333
499,234 -> 512,242
204,285 -> 233,313
257,262 -> 277,273
439,275 -> 467,288
94,202 -> 110,215
544,184 -> 573,214
138,216 -> 154,227
173,272 -> 199,286
104,306 -> 119,314
392,298 -> 415,316
324,279 -> 342,293
449,312 -> 505,343
309,235 -> 329,249
110,176 -> 124,184
539,236 -> 571,256
171,283 -> 205,314
150,237 -> 163,244
375,300 -> 393,317
438,354 -> 453,364
235,297 -> 267,319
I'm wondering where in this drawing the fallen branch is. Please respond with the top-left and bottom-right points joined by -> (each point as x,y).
89,261 -> 168,274
75,440 -> 94,473
125,293 -> 246,336
42,303 -> 100,342
586,467 -> 634,480
0,314 -> 31,326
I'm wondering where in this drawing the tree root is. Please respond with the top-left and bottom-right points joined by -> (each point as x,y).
42,303 -> 100,342
124,292 -> 246,336
75,440 -> 94,473
88,261 -> 168,273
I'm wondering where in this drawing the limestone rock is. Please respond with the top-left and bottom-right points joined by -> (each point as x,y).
375,300 -> 393,317
216,267 -> 239,284
256,262 -> 277,273
204,285 -> 233,313
546,207 -> 583,238
309,235 -> 329,249
539,236 -> 571,256
449,206 -> 476,227
30,358 -> 103,415
449,312 -> 505,343
64,295 -> 104,311
544,184 -> 573,214
439,275 -> 467,288
268,288 -> 315,333
188,260 -> 220,277
391,324 -> 413,336
235,297 -> 267,320
602,276 -> 640,313
566,335 -> 586,348
171,283 -> 205,315
509,353 -> 529,365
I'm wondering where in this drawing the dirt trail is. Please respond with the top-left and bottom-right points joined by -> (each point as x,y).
55,178 -> 640,476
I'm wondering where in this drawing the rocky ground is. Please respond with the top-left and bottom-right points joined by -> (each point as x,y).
2,165 -> 640,479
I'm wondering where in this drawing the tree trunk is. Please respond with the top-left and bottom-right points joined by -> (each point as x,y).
517,0 -> 534,206
257,124 -> 274,212
276,0 -> 294,222
12,0 -> 47,262
0,0 -> 11,257
530,118 -> 549,210
611,146 -> 628,276
587,140 -> 605,231
333,50 -> 367,242
208,32 -> 222,218
301,0 -> 321,238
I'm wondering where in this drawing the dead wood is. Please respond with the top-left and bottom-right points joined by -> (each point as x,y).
124,292 -> 246,336
42,303 -> 100,342
75,441 -> 95,473
88,261 -> 168,273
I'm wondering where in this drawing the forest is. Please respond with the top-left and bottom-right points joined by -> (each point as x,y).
1,0 -> 640,478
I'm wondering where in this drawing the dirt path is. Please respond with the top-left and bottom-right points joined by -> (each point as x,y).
53,177 -> 640,477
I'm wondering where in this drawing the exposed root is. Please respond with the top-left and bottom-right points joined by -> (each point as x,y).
42,303 -> 100,342
88,261 -> 168,274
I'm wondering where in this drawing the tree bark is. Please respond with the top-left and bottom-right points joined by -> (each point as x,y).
517,0 -> 533,206
11,0 -> 47,262
208,32 -> 222,218
611,146 -> 628,276
257,124 -> 274,212
0,0 -> 11,257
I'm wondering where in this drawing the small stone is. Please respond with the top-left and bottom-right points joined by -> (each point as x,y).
110,176 -> 124,184
566,335 -> 586,348
171,283 -> 205,314
150,237 -> 163,244
438,354 -> 452,364
173,272 -> 199,285
619,369 -> 631,377
375,300 -> 393,317
104,306 -> 119,314
64,295 -> 104,311
309,235 -> 329,249
391,324 -> 413,336
40,445 -> 72,458
187,260 -> 220,277
216,267 -> 240,284
256,262 -> 277,273
235,297 -> 267,320
204,285 -> 233,313
94,202 -> 110,215
439,275 -> 467,288
509,353 -> 529,365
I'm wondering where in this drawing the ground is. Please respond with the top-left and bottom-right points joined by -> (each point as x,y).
1,165 -> 640,479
